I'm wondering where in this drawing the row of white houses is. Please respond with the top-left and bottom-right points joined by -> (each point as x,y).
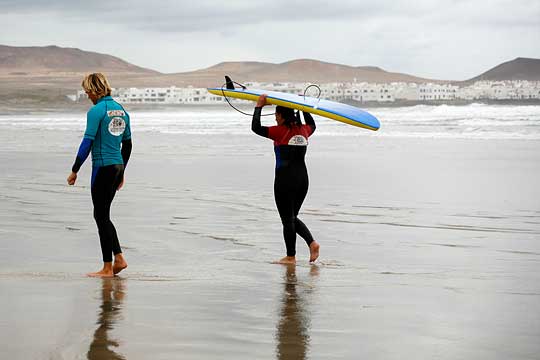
72,80 -> 540,104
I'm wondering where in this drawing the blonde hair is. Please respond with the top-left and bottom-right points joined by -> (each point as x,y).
81,73 -> 112,99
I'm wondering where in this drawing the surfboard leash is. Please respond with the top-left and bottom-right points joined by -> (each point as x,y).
221,81 -> 275,117
221,81 -> 322,117
303,84 -> 321,102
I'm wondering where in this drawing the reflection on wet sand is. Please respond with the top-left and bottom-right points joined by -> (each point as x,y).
87,278 -> 126,360
276,265 -> 319,360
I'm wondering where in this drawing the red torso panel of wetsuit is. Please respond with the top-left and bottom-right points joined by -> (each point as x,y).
267,124 -> 314,146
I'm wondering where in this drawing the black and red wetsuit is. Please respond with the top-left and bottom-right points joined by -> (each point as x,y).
252,107 -> 316,256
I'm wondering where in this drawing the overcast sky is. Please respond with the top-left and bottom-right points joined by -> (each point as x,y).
1,0 -> 539,80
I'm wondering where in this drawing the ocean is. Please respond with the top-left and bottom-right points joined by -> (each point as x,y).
1,103 -> 540,140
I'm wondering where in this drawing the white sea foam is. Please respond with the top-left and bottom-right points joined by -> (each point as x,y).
1,104 -> 539,140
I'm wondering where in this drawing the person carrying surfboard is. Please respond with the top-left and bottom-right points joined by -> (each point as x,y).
67,73 -> 132,277
252,94 -> 320,264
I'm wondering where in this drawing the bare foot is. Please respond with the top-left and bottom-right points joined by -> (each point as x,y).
113,254 -> 128,275
87,269 -> 114,278
87,262 -> 114,278
309,241 -> 320,263
272,256 -> 296,265
113,259 -> 128,275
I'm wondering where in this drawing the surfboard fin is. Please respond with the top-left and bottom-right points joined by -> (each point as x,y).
225,76 -> 235,90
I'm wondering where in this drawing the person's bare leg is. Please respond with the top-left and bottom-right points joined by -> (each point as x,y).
272,256 -> 296,265
87,262 -> 114,277
113,253 -> 128,274
309,241 -> 320,263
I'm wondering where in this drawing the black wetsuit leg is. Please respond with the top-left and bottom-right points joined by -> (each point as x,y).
293,168 -> 314,246
274,164 -> 314,257
91,164 -> 124,262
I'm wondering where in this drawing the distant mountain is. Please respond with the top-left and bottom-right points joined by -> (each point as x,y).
0,45 -> 159,75
0,45 -> 439,86
466,57 -> 540,82
160,59 -> 438,86
1,45 -> 538,107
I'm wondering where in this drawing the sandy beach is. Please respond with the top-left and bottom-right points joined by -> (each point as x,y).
1,110 -> 540,359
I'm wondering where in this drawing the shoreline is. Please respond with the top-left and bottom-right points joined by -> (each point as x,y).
1,98 -> 540,115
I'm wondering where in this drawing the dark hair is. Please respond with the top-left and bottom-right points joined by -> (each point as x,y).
276,106 -> 302,127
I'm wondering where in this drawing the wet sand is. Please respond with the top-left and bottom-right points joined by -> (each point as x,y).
1,129 -> 540,359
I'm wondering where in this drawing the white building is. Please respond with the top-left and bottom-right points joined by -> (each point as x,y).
419,83 -> 458,101
76,86 -> 227,104
72,80 -> 540,104
457,81 -> 540,100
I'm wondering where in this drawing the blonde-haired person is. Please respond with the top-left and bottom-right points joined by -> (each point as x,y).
67,73 -> 132,277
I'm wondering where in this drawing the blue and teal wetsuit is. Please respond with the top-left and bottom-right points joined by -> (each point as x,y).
72,96 -> 132,262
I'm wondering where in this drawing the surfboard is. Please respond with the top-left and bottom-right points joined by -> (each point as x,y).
207,83 -> 380,131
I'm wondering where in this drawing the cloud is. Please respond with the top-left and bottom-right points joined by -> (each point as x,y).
0,1 -> 468,32
3,0 -> 538,34
0,0 -> 539,79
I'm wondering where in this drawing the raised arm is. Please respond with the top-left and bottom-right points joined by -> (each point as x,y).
303,111 -> 316,134
251,94 -> 270,138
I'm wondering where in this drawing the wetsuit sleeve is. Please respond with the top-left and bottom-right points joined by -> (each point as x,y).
303,111 -> 316,136
251,107 -> 270,138
83,106 -> 103,140
123,112 -> 131,141
71,107 -> 102,173
71,138 -> 93,173
121,139 -> 132,168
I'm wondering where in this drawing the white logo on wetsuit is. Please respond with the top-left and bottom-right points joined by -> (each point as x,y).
288,135 -> 308,146
108,117 -> 126,136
